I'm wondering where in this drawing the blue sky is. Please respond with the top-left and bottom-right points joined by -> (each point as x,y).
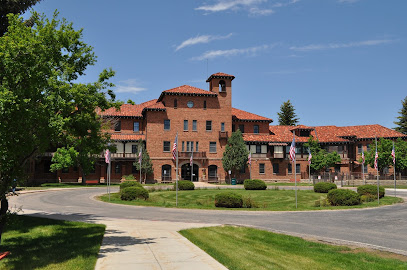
27,0 -> 406,129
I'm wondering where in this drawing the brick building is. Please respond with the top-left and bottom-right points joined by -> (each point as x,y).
29,73 -> 407,184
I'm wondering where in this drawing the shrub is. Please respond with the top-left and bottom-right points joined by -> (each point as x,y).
120,186 -> 149,201
123,174 -> 136,181
327,189 -> 361,206
120,181 -> 142,190
215,192 -> 243,208
175,180 -> 195,190
314,182 -> 337,193
242,196 -> 259,208
361,194 -> 376,202
357,185 -> 385,198
244,179 -> 267,190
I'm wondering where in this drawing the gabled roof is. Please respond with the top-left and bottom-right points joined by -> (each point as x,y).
338,125 -> 407,140
232,108 -> 273,122
290,125 -> 314,131
97,99 -> 159,118
206,72 -> 235,82
157,85 -> 217,101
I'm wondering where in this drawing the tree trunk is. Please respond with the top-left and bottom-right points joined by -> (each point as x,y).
0,198 -> 9,245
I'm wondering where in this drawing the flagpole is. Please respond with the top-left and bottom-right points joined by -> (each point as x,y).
191,152 -> 193,182
108,160 -> 111,201
294,159 -> 297,209
376,137 -> 379,205
393,141 -> 396,197
139,147 -> 142,184
176,132 -> 179,207
362,163 -> 365,185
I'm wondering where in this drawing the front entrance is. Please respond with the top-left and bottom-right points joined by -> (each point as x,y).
181,163 -> 199,181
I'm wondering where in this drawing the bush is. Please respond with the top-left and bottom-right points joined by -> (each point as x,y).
120,181 -> 142,190
175,180 -> 195,190
361,194 -> 376,202
242,196 -> 259,208
215,192 -> 243,208
314,182 -> 337,193
120,186 -> 149,201
123,174 -> 136,181
327,189 -> 361,206
244,179 -> 267,190
357,185 -> 385,198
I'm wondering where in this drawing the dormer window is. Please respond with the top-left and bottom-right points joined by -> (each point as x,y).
219,80 -> 226,92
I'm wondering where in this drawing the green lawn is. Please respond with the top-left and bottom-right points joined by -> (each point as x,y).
0,215 -> 105,270
180,226 -> 407,270
99,189 -> 402,211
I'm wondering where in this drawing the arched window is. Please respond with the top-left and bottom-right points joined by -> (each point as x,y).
208,165 -> 217,181
174,99 -> 177,108
219,80 -> 226,92
162,165 -> 172,182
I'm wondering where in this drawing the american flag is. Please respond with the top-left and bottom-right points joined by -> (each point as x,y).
308,148 -> 312,165
374,151 -> 379,170
104,149 -> 110,164
248,152 -> 251,165
289,136 -> 296,162
361,150 -> 365,164
138,148 -> 142,164
391,144 -> 396,165
172,134 -> 178,160
190,151 -> 193,166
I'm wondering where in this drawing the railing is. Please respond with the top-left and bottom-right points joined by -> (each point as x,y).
110,153 -> 140,158
252,153 -> 267,158
178,151 -> 207,158
219,131 -> 228,139
273,153 -> 284,159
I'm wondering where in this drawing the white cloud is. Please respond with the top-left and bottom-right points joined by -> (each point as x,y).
290,39 -> 395,52
195,0 -> 265,13
114,79 -> 147,94
249,7 -> 274,15
191,44 -> 271,60
175,33 -> 233,51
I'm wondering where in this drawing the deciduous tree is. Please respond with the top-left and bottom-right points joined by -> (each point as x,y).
304,136 -> 341,173
222,130 -> 249,180
133,140 -> 153,183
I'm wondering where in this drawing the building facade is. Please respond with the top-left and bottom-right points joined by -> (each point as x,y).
28,73 -> 407,184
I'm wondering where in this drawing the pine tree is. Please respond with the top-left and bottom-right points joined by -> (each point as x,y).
222,130 -> 249,179
1,0 -> 42,36
394,96 -> 407,135
277,100 -> 299,126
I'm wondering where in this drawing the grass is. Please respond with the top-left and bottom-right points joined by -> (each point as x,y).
0,215 -> 105,270
210,182 -> 313,186
98,189 -> 402,211
180,226 -> 407,270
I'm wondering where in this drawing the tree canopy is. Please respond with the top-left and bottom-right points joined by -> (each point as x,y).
0,11 -> 118,195
394,96 -> 407,135
222,130 -> 249,178
133,139 -> 153,182
0,0 -> 41,36
277,100 -> 299,126
304,136 -> 341,172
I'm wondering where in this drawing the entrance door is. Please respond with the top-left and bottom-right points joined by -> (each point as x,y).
181,163 -> 199,181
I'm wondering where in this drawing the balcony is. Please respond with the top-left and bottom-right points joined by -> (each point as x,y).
273,153 -> 284,159
110,153 -> 140,159
178,152 -> 207,158
251,153 -> 267,159
219,131 -> 228,139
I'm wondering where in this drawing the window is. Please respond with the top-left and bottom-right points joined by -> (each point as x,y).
274,146 -> 283,154
273,163 -> 279,174
196,142 -> 199,152
162,165 -> 172,180
132,164 -> 137,173
115,163 -> 121,174
300,130 -> 310,137
240,165 -> 246,173
187,101 -> 194,108
259,163 -> 265,174
232,124 -> 235,132
366,144 -> 370,152
62,167 -> 69,173
238,124 -> 244,133
163,141 -> 170,152
296,164 -> 300,174
221,122 -> 225,132
219,80 -> 226,92
363,164 -> 368,174
184,120 -> 188,131
335,165 -> 340,173
182,141 -> 185,152
288,163 -> 292,174
114,121 -> 121,132
133,122 -> 139,132
204,100 -> 207,109
358,144 -> 362,154
131,145 -> 138,154
164,119 -> 170,130
186,141 -> 194,152
174,99 -> 177,108
206,120 -> 212,131
209,142 -> 216,153
208,165 -> 218,179
192,120 -> 197,131
254,125 -> 259,134
256,145 -> 261,153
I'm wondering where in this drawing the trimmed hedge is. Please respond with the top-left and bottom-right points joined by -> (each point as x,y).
120,181 -> 142,190
215,192 -> 243,208
244,179 -> 267,190
327,189 -> 361,206
120,186 -> 149,201
357,184 -> 385,198
175,180 -> 195,190
314,182 -> 337,193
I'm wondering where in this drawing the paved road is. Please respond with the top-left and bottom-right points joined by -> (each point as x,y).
9,187 -> 407,256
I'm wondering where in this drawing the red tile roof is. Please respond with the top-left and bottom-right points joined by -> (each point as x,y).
268,126 -> 312,143
290,125 -> 314,130
110,134 -> 145,141
206,72 -> 235,82
98,99 -> 159,117
243,134 -> 276,143
338,125 -> 406,139
158,85 -> 217,101
232,108 -> 273,122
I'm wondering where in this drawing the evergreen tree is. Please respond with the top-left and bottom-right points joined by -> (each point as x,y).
277,100 -> 299,126
304,136 -> 341,172
222,130 -> 249,179
0,0 -> 42,36
394,96 -> 407,135
133,140 -> 153,183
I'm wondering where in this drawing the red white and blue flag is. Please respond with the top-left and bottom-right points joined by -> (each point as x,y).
308,148 -> 312,165
374,151 -> 379,170
190,151 -> 193,166
248,152 -> 251,165
361,150 -> 365,165
104,149 -> 110,164
289,136 -> 296,162
391,144 -> 396,165
172,134 -> 178,160
138,147 -> 142,164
